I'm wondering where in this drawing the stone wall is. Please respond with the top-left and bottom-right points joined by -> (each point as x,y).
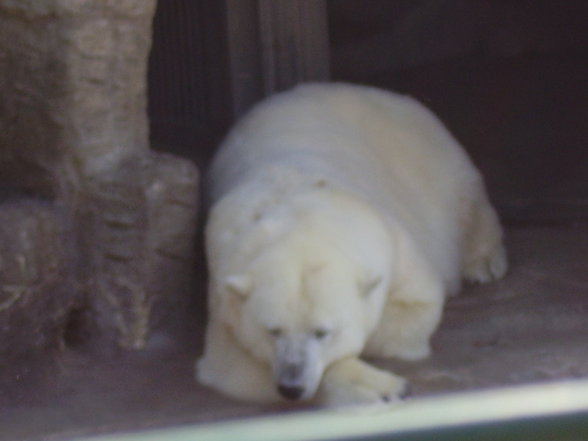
0,0 -> 199,374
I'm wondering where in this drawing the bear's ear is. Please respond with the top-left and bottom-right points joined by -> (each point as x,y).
359,274 -> 383,297
225,274 -> 253,298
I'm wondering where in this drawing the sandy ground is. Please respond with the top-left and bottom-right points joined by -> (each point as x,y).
2,224 -> 587,441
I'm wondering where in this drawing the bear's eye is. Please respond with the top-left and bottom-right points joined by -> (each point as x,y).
313,328 -> 330,340
268,327 -> 283,338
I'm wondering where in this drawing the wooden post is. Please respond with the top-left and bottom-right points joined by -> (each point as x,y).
257,0 -> 330,94
224,0 -> 265,118
224,0 -> 330,117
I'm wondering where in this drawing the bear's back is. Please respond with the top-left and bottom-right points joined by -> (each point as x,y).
208,83 -> 483,291
209,83 -> 477,205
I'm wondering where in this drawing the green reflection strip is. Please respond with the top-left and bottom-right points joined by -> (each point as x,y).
80,379 -> 588,441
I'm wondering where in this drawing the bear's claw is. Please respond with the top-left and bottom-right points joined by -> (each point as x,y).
464,243 -> 508,284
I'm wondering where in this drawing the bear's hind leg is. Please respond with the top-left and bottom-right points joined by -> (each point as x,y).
461,192 -> 508,284
364,297 -> 442,361
318,357 -> 407,407
365,234 -> 445,361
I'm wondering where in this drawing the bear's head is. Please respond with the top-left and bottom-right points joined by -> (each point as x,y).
217,224 -> 392,402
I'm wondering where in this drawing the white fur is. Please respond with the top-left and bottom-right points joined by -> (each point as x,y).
197,83 -> 507,407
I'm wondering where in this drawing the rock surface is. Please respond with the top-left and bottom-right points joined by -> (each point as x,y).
0,0 -> 199,367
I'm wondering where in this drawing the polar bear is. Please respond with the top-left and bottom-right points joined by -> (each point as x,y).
196,83 -> 507,407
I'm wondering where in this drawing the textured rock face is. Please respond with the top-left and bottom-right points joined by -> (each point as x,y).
0,0 -> 199,363
78,152 -> 199,349
0,202 -> 73,358
0,0 -> 156,195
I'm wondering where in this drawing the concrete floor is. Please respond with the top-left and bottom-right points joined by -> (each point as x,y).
2,224 -> 588,441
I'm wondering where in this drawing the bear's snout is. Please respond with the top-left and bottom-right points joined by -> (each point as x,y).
273,336 -> 324,401
276,362 -> 307,400
277,383 -> 305,401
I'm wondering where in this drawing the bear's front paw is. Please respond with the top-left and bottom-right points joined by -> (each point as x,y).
318,358 -> 408,408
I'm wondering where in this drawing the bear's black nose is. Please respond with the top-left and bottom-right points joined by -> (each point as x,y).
278,384 -> 305,401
